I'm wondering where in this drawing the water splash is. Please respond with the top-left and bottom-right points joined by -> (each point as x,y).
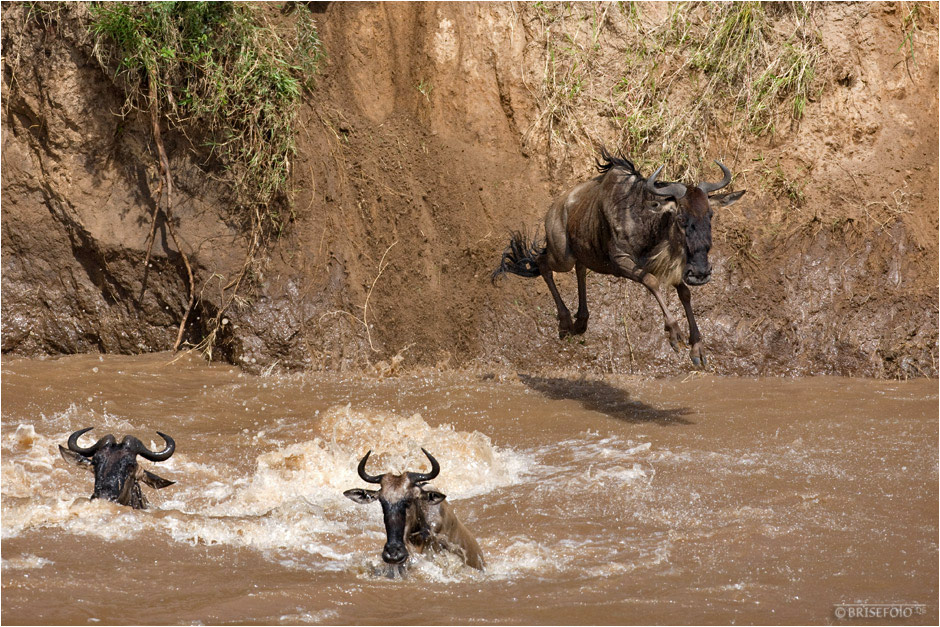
1,554 -> 54,571
2,404 -> 533,571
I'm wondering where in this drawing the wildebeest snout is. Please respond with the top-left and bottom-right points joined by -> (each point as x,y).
683,263 -> 712,286
382,542 -> 409,565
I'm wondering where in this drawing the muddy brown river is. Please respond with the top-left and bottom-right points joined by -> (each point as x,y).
1,353 -> 936,625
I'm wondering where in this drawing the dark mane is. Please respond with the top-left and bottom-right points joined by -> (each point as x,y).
595,146 -> 639,176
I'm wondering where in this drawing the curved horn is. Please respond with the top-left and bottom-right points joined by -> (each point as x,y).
134,431 -> 175,462
67,427 -> 111,457
645,165 -> 687,199
697,160 -> 732,193
357,450 -> 383,484
407,448 -> 441,484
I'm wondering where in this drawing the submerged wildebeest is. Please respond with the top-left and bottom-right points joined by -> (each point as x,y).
59,427 -> 176,509
493,148 -> 745,367
344,449 -> 486,572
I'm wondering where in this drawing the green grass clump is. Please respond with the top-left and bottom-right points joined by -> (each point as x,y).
748,40 -> 818,135
898,1 -> 926,71
682,1 -> 819,137
656,1 -> 820,176
89,1 -> 324,236
687,1 -> 769,81
524,1 -> 823,181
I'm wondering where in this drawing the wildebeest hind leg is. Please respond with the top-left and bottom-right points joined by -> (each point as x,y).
639,274 -> 684,352
538,257 -> 573,338
572,263 -> 589,335
676,283 -> 706,368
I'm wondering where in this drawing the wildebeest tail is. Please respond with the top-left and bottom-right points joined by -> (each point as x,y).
491,229 -> 546,284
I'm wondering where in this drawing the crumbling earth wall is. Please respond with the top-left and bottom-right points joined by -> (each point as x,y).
2,2 -> 937,378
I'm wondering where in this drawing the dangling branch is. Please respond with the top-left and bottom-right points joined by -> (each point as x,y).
148,76 -> 195,351
142,177 -> 163,268
138,176 -> 162,302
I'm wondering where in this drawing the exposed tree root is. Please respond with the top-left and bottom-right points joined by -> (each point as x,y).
189,220 -> 262,362
138,177 -> 162,302
147,77 -> 195,351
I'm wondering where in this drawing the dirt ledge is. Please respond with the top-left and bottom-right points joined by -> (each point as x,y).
1,2 -> 937,379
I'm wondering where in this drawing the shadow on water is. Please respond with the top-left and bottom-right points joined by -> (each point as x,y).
517,374 -> 693,425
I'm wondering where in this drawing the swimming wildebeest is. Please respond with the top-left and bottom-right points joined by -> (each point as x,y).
344,449 -> 486,572
493,148 -> 745,367
59,427 -> 176,509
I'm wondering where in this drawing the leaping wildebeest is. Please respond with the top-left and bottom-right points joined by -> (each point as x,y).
59,427 -> 176,509
493,148 -> 745,367
344,449 -> 486,572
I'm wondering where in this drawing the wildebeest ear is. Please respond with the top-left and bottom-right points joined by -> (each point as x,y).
58,445 -> 93,470
709,190 -> 746,208
420,490 -> 447,505
141,470 -> 175,490
343,488 -> 379,504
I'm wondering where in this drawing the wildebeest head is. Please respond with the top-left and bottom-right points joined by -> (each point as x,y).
343,448 -> 445,566
645,162 -> 746,286
59,427 -> 175,509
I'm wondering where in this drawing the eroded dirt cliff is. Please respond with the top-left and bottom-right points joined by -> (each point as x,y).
2,1 -> 937,378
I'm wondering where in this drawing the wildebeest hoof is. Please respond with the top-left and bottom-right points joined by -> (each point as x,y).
690,346 -> 707,369
665,324 -> 685,352
572,316 -> 589,335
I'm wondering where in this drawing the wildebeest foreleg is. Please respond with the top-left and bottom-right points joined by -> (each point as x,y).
538,257 -> 573,338
676,283 -> 706,368
638,273 -> 684,353
612,252 -> 685,351
572,263 -> 590,335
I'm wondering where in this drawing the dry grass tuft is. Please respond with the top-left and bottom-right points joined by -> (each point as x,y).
520,1 -> 823,181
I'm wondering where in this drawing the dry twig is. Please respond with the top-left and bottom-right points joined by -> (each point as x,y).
319,240 -> 399,352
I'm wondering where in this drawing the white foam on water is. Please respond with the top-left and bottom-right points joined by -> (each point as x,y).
2,401 -> 667,583
371,534 -> 668,584
582,541 -> 672,578
1,554 -> 54,571
158,501 -> 348,556
277,609 -> 339,624
192,404 -> 532,518
527,432 -> 657,491
351,551 -> 485,584
342,530 -> 675,584
586,462 -> 652,486
483,537 -> 564,579
2,404 -> 536,573
2,496 -> 150,541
